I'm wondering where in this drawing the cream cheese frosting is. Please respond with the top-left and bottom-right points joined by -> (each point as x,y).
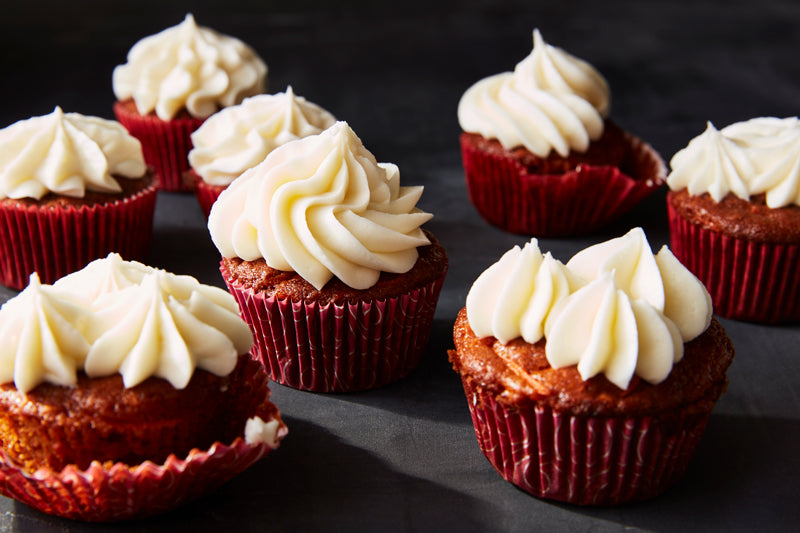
668,116 -> 800,208
466,228 -> 712,390
209,121 -> 432,290
0,107 -> 146,200
457,29 -> 610,157
189,87 -> 337,186
0,254 -> 254,392
113,14 -> 268,121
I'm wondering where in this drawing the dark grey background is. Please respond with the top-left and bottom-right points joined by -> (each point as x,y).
1,1 -> 799,531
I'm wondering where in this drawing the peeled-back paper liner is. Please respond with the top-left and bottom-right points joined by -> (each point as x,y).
459,377 -> 712,506
114,101 -> 205,192
667,202 -> 800,323
222,262 -> 446,393
0,360 -> 286,522
459,130 -> 666,236
0,184 -> 158,290
0,436 -> 278,522
187,170 -> 226,219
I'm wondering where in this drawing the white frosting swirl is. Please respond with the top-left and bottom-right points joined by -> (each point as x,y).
0,107 -> 146,200
113,14 -> 268,121
209,121 -> 432,290
0,274 -> 93,393
466,239 -> 575,344
668,117 -> 800,207
457,29 -> 610,157
0,255 -> 254,391
189,87 -> 336,186
466,228 -> 712,389
545,272 -> 683,390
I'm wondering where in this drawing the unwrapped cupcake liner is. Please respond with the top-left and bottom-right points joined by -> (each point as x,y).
114,101 -> 205,192
0,184 -> 158,290
459,377 -> 712,505
188,170 -> 227,218
667,202 -> 800,323
221,262 -> 446,392
0,436 -> 276,522
0,358 -> 287,522
459,131 -> 666,236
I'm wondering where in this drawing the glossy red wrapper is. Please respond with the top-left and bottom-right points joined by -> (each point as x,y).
667,202 -> 800,323
0,183 -> 158,290
459,130 -> 666,236
459,377 -> 712,506
114,101 -> 205,192
221,262 -> 447,393
187,170 -> 227,219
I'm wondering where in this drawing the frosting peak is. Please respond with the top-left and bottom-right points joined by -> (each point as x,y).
457,28 -> 610,157
466,228 -> 712,390
668,116 -> 800,208
0,107 -> 146,200
0,254 -> 254,392
209,121 -> 432,290
113,14 -> 268,120
189,87 -> 337,186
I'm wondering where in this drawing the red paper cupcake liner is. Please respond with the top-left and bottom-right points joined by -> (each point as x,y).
0,357 -> 287,522
667,202 -> 800,323
114,101 -> 205,193
0,184 -> 158,290
221,262 -> 446,393
187,170 -> 227,218
459,377 -> 711,505
0,435 -> 280,522
459,130 -> 666,236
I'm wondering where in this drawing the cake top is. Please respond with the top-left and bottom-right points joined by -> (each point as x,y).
668,116 -> 800,208
0,254 -> 253,393
189,87 -> 337,186
466,228 -> 712,390
208,121 -> 432,291
0,107 -> 146,201
113,14 -> 268,121
457,28 -> 610,157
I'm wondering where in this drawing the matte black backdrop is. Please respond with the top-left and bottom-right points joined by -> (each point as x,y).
0,1 -> 798,531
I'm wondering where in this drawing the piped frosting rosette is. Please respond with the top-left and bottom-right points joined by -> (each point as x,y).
0,108 -> 157,289
454,228 -> 729,505
457,29 -> 665,236
210,121 -> 447,392
0,254 -> 286,521
666,117 -> 800,322
467,227 -> 712,390
188,87 -> 337,216
112,14 -> 268,191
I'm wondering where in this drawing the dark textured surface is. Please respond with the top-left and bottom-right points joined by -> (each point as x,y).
1,1 -> 799,531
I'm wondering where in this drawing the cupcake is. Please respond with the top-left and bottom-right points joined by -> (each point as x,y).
209,121 -> 448,392
666,117 -> 800,323
188,86 -> 337,217
113,14 -> 268,192
0,107 -> 158,290
449,228 -> 734,505
457,29 -> 666,236
0,254 -> 287,521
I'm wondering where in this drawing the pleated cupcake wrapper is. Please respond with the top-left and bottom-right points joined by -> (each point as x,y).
0,184 -> 158,290
459,378 -> 711,505
667,202 -> 800,323
0,436 -> 278,522
0,359 -> 287,522
222,262 -> 446,393
188,170 -> 227,219
113,102 -> 205,193
459,131 -> 666,236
